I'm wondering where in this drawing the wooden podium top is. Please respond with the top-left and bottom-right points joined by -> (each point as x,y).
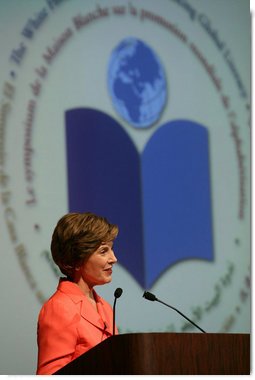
54,332 -> 250,375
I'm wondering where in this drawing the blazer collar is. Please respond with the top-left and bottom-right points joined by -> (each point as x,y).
57,278 -> 111,333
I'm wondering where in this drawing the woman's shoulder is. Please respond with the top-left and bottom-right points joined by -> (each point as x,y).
39,280 -> 82,317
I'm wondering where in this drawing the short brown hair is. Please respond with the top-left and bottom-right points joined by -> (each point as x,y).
51,212 -> 118,278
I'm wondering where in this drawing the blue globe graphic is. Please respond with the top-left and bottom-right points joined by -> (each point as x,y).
107,37 -> 167,129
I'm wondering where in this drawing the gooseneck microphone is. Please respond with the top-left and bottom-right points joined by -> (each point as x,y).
113,287 -> 123,335
143,291 -> 206,333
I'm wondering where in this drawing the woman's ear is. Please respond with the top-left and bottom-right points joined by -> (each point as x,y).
72,265 -> 81,282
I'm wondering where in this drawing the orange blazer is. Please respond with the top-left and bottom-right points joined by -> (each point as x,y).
36,278 -> 117,375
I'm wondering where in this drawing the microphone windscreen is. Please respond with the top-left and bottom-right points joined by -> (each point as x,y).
143,291 -> 157,301
114,287 -> 123,298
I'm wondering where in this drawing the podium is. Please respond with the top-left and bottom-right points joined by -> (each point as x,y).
54,332 -> 250,375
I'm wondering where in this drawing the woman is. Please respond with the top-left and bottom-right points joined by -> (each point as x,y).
36,212 -> 119,375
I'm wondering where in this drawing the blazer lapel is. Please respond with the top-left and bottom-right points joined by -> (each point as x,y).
57,279 -> 112,333
80,297 -> 106,330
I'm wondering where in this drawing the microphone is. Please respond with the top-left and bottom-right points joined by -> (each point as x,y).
113,287 -> 123,335
143,291 -> 206,333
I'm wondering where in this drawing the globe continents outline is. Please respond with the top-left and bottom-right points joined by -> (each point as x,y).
107,37 -> 167,129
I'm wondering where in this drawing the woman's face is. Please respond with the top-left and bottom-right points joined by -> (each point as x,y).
78,241 -> 118,288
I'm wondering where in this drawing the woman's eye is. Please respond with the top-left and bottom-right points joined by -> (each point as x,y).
98,243 -> 113,254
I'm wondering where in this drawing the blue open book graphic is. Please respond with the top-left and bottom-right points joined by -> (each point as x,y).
65,108 -> 213,288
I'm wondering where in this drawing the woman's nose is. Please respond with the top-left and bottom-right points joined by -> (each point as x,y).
110,250 -> 117,263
